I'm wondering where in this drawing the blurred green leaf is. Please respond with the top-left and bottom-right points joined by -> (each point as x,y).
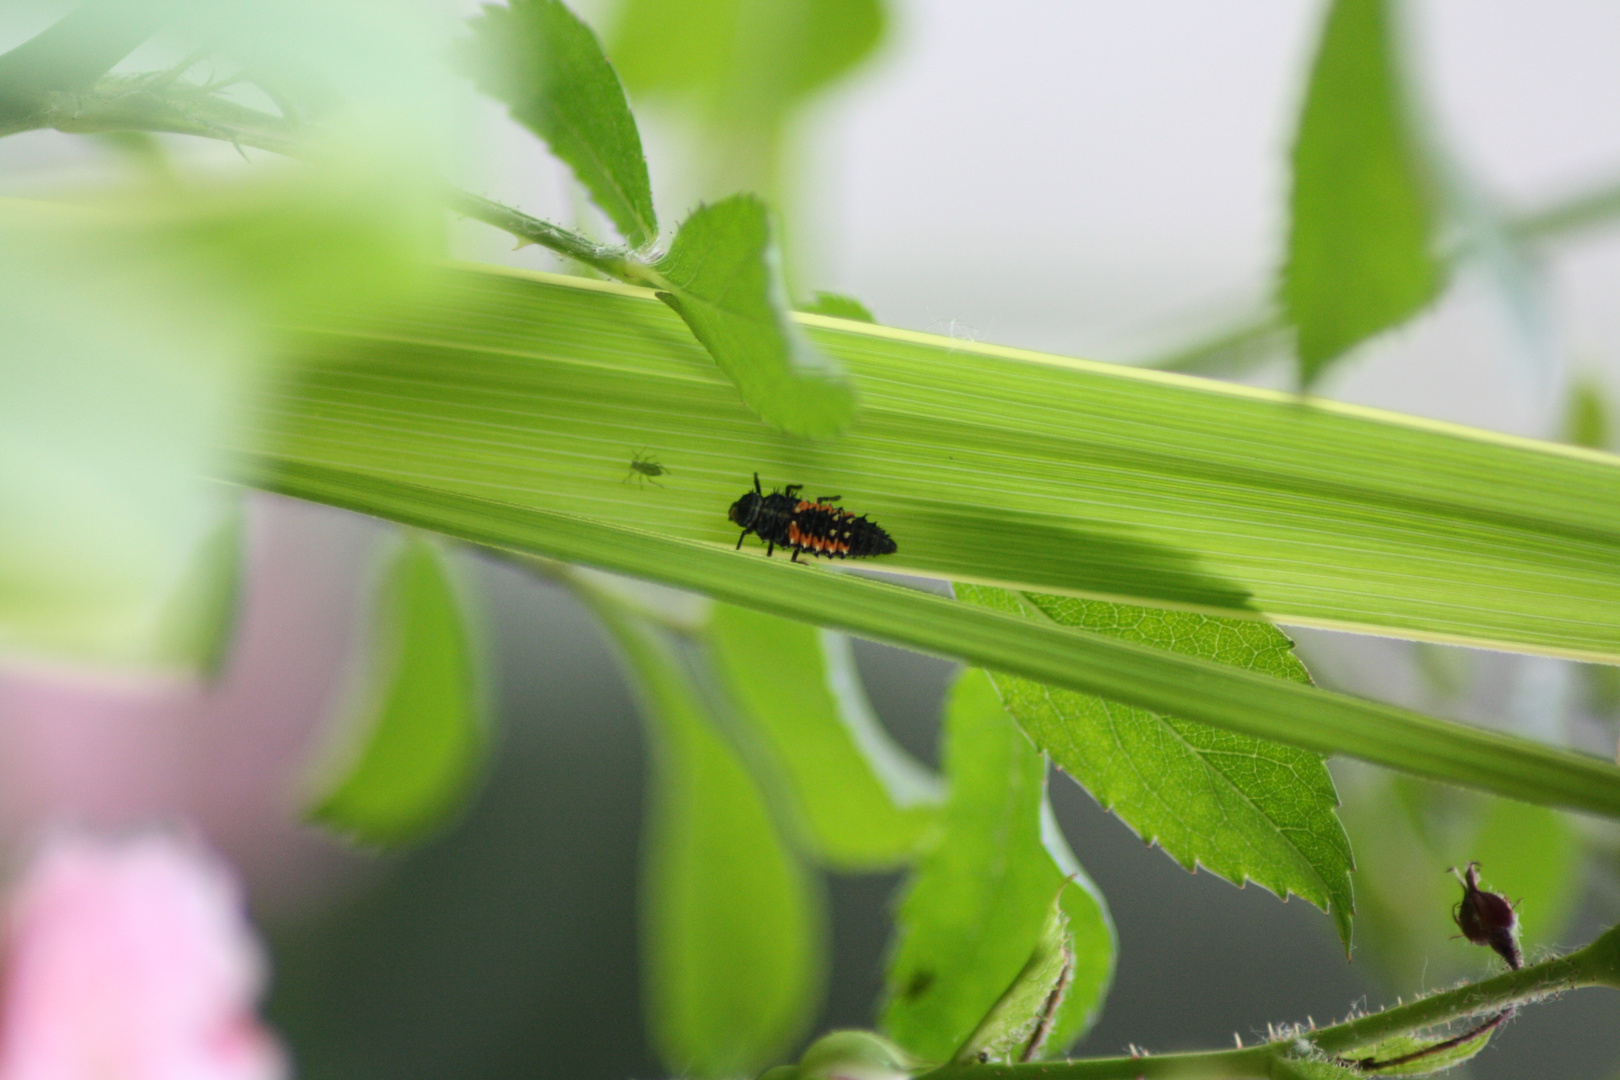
883,669 -> 1112,1062
1564,377 -> 1612,451
958,586 -> 1356,951
793,1030 -> 919,1080
1341,773 -> 1581,992
591,595 -> 823,1078
456,0 -> 657,247
654,195 -> 857,435
707,604 -> 941,869
1282,0 -> 1444,385
148,495 -> 244,679
310,534 -> 487,846
609,0 -> 884,130
0,0 -> 176,120
262,460 -> 1620,821
1468,798 -> 1580,950
0,163 -> 431,669
799,292 -> 875,322
1581,662 -> 1620,715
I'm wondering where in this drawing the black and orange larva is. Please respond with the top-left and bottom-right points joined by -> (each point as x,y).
728,474 -> 897,563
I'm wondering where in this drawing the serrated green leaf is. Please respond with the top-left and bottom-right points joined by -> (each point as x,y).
884,669 -> 1113,1062
1283,0 -> 1444,384
309,534 -> 486,846
957,585 -> 1355,952
609,0 -> 884,130
707,605 -> 940,869
589,596 -> 823,1079
260,461 -> 1620,821
654,195 -> 857,435
455,0 -> 657,247
1344,1022 -> 1496,1075
799,292 -> 875,322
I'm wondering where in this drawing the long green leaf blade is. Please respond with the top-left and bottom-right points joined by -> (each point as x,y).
884,669 -> 1112,1062
309,534 -> 487,846
590,596 -> 823,1078
960,586 -> 1354,952
655,195 -> 857,436
1283,0 -> 1444,383
456,0 -> 657,247
707,605 -> 941,870
259,266 -> 1620,662
253,461 -> 1620,820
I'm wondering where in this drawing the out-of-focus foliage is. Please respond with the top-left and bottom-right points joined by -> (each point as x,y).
799,291 -> 876,322
1341,772 -> 1580,993
0,164 -> 434,669
607,0 -> 884,197
958,586 -> 1355,951
309,535 -> 488,847
707,606 -> 939,870
884,670 -> 1112,1062
1564,376 -> 1613,451
1282,0 -> 1444,386
593,596 -> 823,1079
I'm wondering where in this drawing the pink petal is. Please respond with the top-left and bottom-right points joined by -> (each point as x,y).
0,831 -> 287,1080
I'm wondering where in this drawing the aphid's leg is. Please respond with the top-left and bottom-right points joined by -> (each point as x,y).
817,495 -> 841,502
785,484 -> 802,498
736,531 -> 748,550
753,473 -> 762,495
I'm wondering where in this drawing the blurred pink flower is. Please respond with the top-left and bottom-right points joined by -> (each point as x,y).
0,831 -> 286,1080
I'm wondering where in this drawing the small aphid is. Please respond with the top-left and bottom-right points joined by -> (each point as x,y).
625,449 -> 668,488
1452,861 -> 1522,969
728,473 -> 897,563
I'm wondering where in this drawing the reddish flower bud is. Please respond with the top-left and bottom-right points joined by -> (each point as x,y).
1452,861 -> 1522,970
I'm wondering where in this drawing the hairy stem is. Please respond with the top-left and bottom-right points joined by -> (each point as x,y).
0,74 -> 666,288
916,925 -> 1620,1080
442,188 -> 665,286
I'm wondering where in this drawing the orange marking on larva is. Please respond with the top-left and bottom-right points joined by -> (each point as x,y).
787,522 -> 803,545
795,500 -> 813,512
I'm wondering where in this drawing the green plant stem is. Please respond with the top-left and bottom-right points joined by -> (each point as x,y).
441,188 -> 664,285
1511,178 -> 1620,243
917,925 -> 1620,1080
0,73 -> 662,288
